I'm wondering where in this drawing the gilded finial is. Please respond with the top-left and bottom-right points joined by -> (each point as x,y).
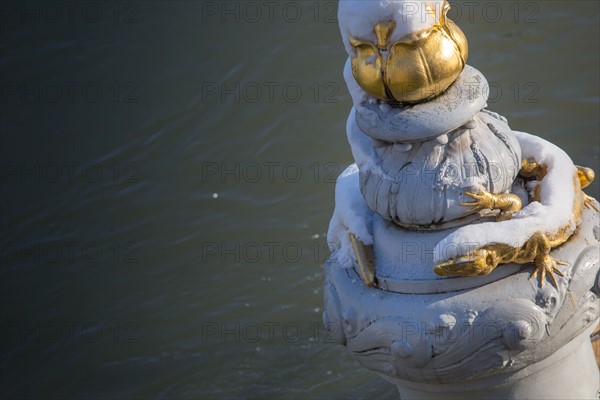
349,1 -> 468,104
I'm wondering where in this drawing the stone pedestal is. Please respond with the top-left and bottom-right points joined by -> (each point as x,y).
395,337 -> 598,400
324,166 -> 600,399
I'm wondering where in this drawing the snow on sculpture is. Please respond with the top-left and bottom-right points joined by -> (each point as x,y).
324,1 -> 600,398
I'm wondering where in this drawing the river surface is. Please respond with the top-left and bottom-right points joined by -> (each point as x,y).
1,1 -> 598,398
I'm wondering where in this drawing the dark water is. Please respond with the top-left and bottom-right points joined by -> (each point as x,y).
0,1 -> 598,398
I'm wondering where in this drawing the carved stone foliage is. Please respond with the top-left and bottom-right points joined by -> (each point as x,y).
352,110 -> 521,228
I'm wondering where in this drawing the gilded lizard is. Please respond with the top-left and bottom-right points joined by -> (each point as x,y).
434,160 -> 598,287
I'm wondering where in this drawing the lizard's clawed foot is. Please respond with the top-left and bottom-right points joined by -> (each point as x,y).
461,190 -> 522,221
530,254 -> 567,288
461,190 -> 496,213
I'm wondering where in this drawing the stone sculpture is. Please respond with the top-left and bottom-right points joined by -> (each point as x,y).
324,1 -> 600,398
